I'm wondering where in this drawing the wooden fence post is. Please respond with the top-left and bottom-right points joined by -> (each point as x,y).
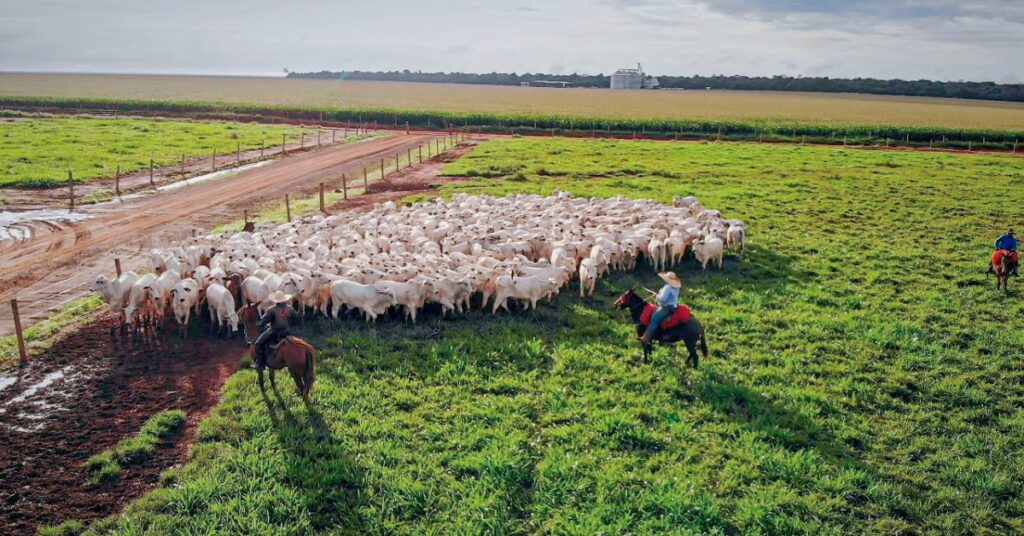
300,131 -> 305,148
380,159 -> 385,178
408,148 -> 412,167
317,130 -> 321,146
115,165 -> 121,197
68,171 -> 74,211
11,299 -> 27,366
212,150 -> 217,170
418,145 -> 422,162
282,133 -> 287,155
332,129 -> 336,143
285,194 -> 291,222
114,258 -> 122,278
319,182 -> 325,213
236,142 -> 241,163
261,139 -> 265,158
342,174 -> 348,200
405,121 -> 409,134
395,154 -> 400,172
364,167 -> 368,189
244,209 -> 248,225
1014,139 -> 1018,154
149,158 -> 155,186
181,153 -> 185,175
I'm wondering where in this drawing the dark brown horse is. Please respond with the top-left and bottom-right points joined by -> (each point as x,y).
614,288 -> 708,367
994,251 -> 1013,293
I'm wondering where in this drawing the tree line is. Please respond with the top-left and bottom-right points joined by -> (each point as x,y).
286,70 -> 1024,103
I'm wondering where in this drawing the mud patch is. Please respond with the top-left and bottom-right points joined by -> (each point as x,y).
0,320 -> 246,535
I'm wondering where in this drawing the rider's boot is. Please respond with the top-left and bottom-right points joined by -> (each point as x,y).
1013,264 -> 1019,277
986,263 -> 995,275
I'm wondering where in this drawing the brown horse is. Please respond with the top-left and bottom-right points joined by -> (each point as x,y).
994,251 -> 1013,293
238,303 -> 261,344
253,336 -> 316,404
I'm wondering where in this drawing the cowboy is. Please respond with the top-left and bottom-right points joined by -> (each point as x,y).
254,291 -> 302,369
988,229 -> 1019,277
639,271 -> 682,344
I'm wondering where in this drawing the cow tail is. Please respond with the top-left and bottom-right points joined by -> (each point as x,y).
699,330 -> 708,359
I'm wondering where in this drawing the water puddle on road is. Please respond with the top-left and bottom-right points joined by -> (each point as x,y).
113,159 -> 274,203
2,366 -> 71,407
0,210 -> 92,242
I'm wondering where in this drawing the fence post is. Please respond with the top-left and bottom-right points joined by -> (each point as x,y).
1014,139 -> 1018,154
114,258 -> 122,278
68,171 -> 74,211
285,194 -> 291,222
300,131 -> 305,149
968,140 -> 972,152
236,142 -> 241,163
418,144 -> 422,162
317,130 -> 321,146
11,299 -> 27,366
115,165 -> 121,197
843,136 -> 847,148
395,154 -> 400,172
408,148 -> 412,167
364,167 -> 368,189
319,183 -> 325,213
149,158 -> 155,186
244,209 -> 248,226
261,139 -> 265,158
181,153 -> 185,175
332,129 -> 336,144
405,121 -> 410,134
342,174 -> 348,200
212,149 -> 216,170
282,133 -> 287,155
380,159 -> 385,179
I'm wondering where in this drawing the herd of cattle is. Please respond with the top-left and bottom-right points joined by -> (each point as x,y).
90,192 -> 745,336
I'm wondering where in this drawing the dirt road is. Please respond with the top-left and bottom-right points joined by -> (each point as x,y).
0,133 -> 439,337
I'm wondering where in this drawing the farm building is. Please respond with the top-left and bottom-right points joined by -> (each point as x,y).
610,63 -> 660,89
520,80 -> 574,88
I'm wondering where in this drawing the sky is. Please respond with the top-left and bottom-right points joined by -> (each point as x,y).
1,0 -> 1022,82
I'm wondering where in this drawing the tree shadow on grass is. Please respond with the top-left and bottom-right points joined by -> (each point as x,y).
261,385 -> 368,533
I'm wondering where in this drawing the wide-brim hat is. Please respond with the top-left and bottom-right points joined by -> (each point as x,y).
658,271 -> 682,289
269,291 -> 293,304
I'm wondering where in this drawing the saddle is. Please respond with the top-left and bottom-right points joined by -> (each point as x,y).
271,336 -> 315,354
639,303 -> 691,330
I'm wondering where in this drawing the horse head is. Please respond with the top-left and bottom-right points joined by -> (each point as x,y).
613,286 -> 637,309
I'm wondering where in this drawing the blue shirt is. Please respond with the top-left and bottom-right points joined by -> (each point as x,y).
995,234 -> 1018,251
656,285 -> 679,307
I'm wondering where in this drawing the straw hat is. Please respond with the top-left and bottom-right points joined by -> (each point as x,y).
269,291 -> 293,304
658,271 -> 682,289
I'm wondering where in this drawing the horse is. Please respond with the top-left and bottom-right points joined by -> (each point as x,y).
239,303 -> 316,403
252,336 -> 316,404
994,250 -> 1014,293
613,287 -> 708,367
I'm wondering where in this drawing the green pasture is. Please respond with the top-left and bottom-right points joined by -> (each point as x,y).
59,138 -> 1024,534
0,117 -> 308,188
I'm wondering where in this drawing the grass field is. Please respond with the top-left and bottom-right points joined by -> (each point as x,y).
55,138 -> 1024,534
0,116 -> 308,187
4,74 -> 1024,131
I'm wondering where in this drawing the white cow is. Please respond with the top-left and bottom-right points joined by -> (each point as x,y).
170,278 -> 201,332
206,283 -> 239,335
693,237 -> 725,271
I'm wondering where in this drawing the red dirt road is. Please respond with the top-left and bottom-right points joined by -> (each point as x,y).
0,133 -> 439,337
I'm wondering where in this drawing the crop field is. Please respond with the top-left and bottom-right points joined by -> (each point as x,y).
3,73 -> 1024,140
48,138 -> 1024,535
0,116 -> 307,187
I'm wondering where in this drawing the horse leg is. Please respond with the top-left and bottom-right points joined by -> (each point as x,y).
269,367 -> 278,391
257,367 -> 266,391
684,339 -> 699,369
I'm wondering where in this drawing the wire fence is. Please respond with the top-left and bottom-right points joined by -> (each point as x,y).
0,131 -> 469,366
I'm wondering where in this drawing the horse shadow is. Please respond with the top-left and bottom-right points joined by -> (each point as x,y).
261,381 -> 368,532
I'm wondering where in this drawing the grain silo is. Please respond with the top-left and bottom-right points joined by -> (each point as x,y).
611,63 -> 644,89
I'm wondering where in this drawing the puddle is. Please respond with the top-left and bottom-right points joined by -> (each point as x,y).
0,210 -> 91,241
3,366 -> 71,406
113,159 -> 273,203
0,374 -> 16,393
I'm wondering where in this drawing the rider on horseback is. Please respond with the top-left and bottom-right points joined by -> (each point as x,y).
639,271 -> 682,345
988,229 -> 1018,277
254,291 -> 301,369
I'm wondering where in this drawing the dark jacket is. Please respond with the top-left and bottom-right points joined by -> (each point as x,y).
260,303 -> 301,334
995,234 -> 1018,251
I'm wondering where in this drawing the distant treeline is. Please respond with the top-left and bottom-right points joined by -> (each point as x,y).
286,70 -> 1024,103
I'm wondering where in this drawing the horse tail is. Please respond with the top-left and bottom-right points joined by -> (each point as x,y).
303,348 -> 315,391
699,329 -> 708,359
